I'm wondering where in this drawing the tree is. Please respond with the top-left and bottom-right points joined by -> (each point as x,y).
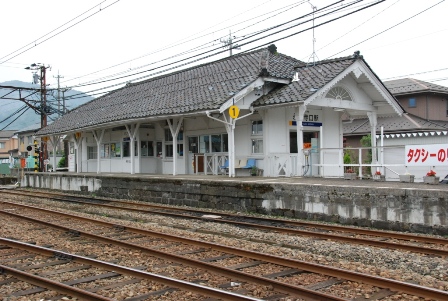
57,155 -> 66,168
360,134 -> 372,175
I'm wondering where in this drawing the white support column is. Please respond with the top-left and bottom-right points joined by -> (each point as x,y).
125,123 -> 141,174
73,133 -> 83,173
206,109 -> 253,178
229,118 -> 236,177
92,129 -> 105,174
221,113 -> 234,177
367,111 -> 378,174
49,135 -> 61,172
167,118 -> 183,176
295,105 -> 306,176
319,125 -> 323,177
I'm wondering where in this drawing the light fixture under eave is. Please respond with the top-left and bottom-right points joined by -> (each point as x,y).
333,108 -> 345,112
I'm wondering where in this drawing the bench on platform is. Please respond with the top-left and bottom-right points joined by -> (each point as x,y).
221,158 -> 256,176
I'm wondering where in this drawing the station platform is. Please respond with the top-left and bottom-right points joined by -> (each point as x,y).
18,172 -> 448,235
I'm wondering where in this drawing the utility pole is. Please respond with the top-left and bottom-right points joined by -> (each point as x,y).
25,63 -> 51,172
307,2 -> 319,66
220,30 -> 241,56
53,72 -> 64,118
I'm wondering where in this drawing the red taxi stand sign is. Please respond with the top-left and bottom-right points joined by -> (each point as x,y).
405,144 -> 448,166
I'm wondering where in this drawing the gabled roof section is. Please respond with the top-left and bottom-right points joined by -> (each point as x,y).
37,46 -> 302,136
255,55 -> 357,105
384,78 -> 448,96
254,52 -> 404,117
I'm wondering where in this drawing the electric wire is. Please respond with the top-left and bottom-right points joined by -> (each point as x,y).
68,0 -> 354,91
61,1 -> 305,85
0,106 -> 30,130
65,0 -> 380,100
314,0 -> 401,55
0,0 -> 120,65
72,0 -> 375,89
0,105 -> 27,124
383,67 -> 448,80
328,0 -> 446,58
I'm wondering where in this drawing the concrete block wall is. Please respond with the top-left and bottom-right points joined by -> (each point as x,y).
21,173 -> 448,236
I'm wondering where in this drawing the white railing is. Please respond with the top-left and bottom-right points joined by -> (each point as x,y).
195,153 -> 228,175
265,145 -> 448,181
266,154 -> 298,177
196,146 -> 448,181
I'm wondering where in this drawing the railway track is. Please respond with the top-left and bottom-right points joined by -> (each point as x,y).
1,195 -> 447,300
4,189 -> 448,257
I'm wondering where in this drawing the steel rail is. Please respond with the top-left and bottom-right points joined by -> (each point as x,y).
10,189 -> 448,245
2,202 -> 448,300
0,206 -> 347,301
0,238 -> 263,301
0,263 -> 114,301
6,191 -> 446,256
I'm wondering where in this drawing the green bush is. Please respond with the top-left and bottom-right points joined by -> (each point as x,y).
57,155 -> 66,168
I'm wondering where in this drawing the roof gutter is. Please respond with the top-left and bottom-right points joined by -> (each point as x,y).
35,110 -> 221,137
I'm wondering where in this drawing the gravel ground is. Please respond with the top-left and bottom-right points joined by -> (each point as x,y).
1,191 -> 448,300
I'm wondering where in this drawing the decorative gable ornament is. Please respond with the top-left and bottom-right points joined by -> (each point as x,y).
325,86 -> 352,101
353,67 -> 362,79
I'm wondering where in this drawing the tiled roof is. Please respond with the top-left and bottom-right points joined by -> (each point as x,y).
0,130 -> 18,138
254,55 -> 357,106
384,78 -> 448,96
343,114 -> 448,135
37,47 -> 302,136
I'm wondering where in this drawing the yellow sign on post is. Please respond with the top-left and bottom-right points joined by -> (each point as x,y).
229,105 -> 240,119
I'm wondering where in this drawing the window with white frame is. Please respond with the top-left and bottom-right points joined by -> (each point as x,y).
87,146 -> 97,159
198,134 -> 228,153
100,144 -> 110,158
140,141 -> 154,156
0,142 -> 5,149
446,99 -> 448,116
251,120 -> 263,154
164,129 -> 184,157
123,138 -> 131,157
252,120 -> 263,135
251,139 -> 263,154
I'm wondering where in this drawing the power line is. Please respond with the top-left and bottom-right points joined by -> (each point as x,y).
61,1 -> 308,86
328,0 -> 446,58
0,105 -> 27,124
383,67 -> 448,80
314,0 -> 401,56
68,0 -> 353,91
1,107 -> 30,130
0,0 -> 120,64
66,0 -> 382,100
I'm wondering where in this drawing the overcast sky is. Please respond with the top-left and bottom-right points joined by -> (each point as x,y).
1,0 -> 447,98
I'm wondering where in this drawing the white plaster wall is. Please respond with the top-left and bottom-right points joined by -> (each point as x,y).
234,117 -> 252,157
321,107 -> 344,177
141,157 -> 157,173
265,107 -> 289,153
381,135 -> 448,182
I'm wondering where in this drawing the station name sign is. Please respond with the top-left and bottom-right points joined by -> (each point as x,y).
289,121 -> 322,127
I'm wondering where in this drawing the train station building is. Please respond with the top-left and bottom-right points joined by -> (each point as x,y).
36,45 -> 403,178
